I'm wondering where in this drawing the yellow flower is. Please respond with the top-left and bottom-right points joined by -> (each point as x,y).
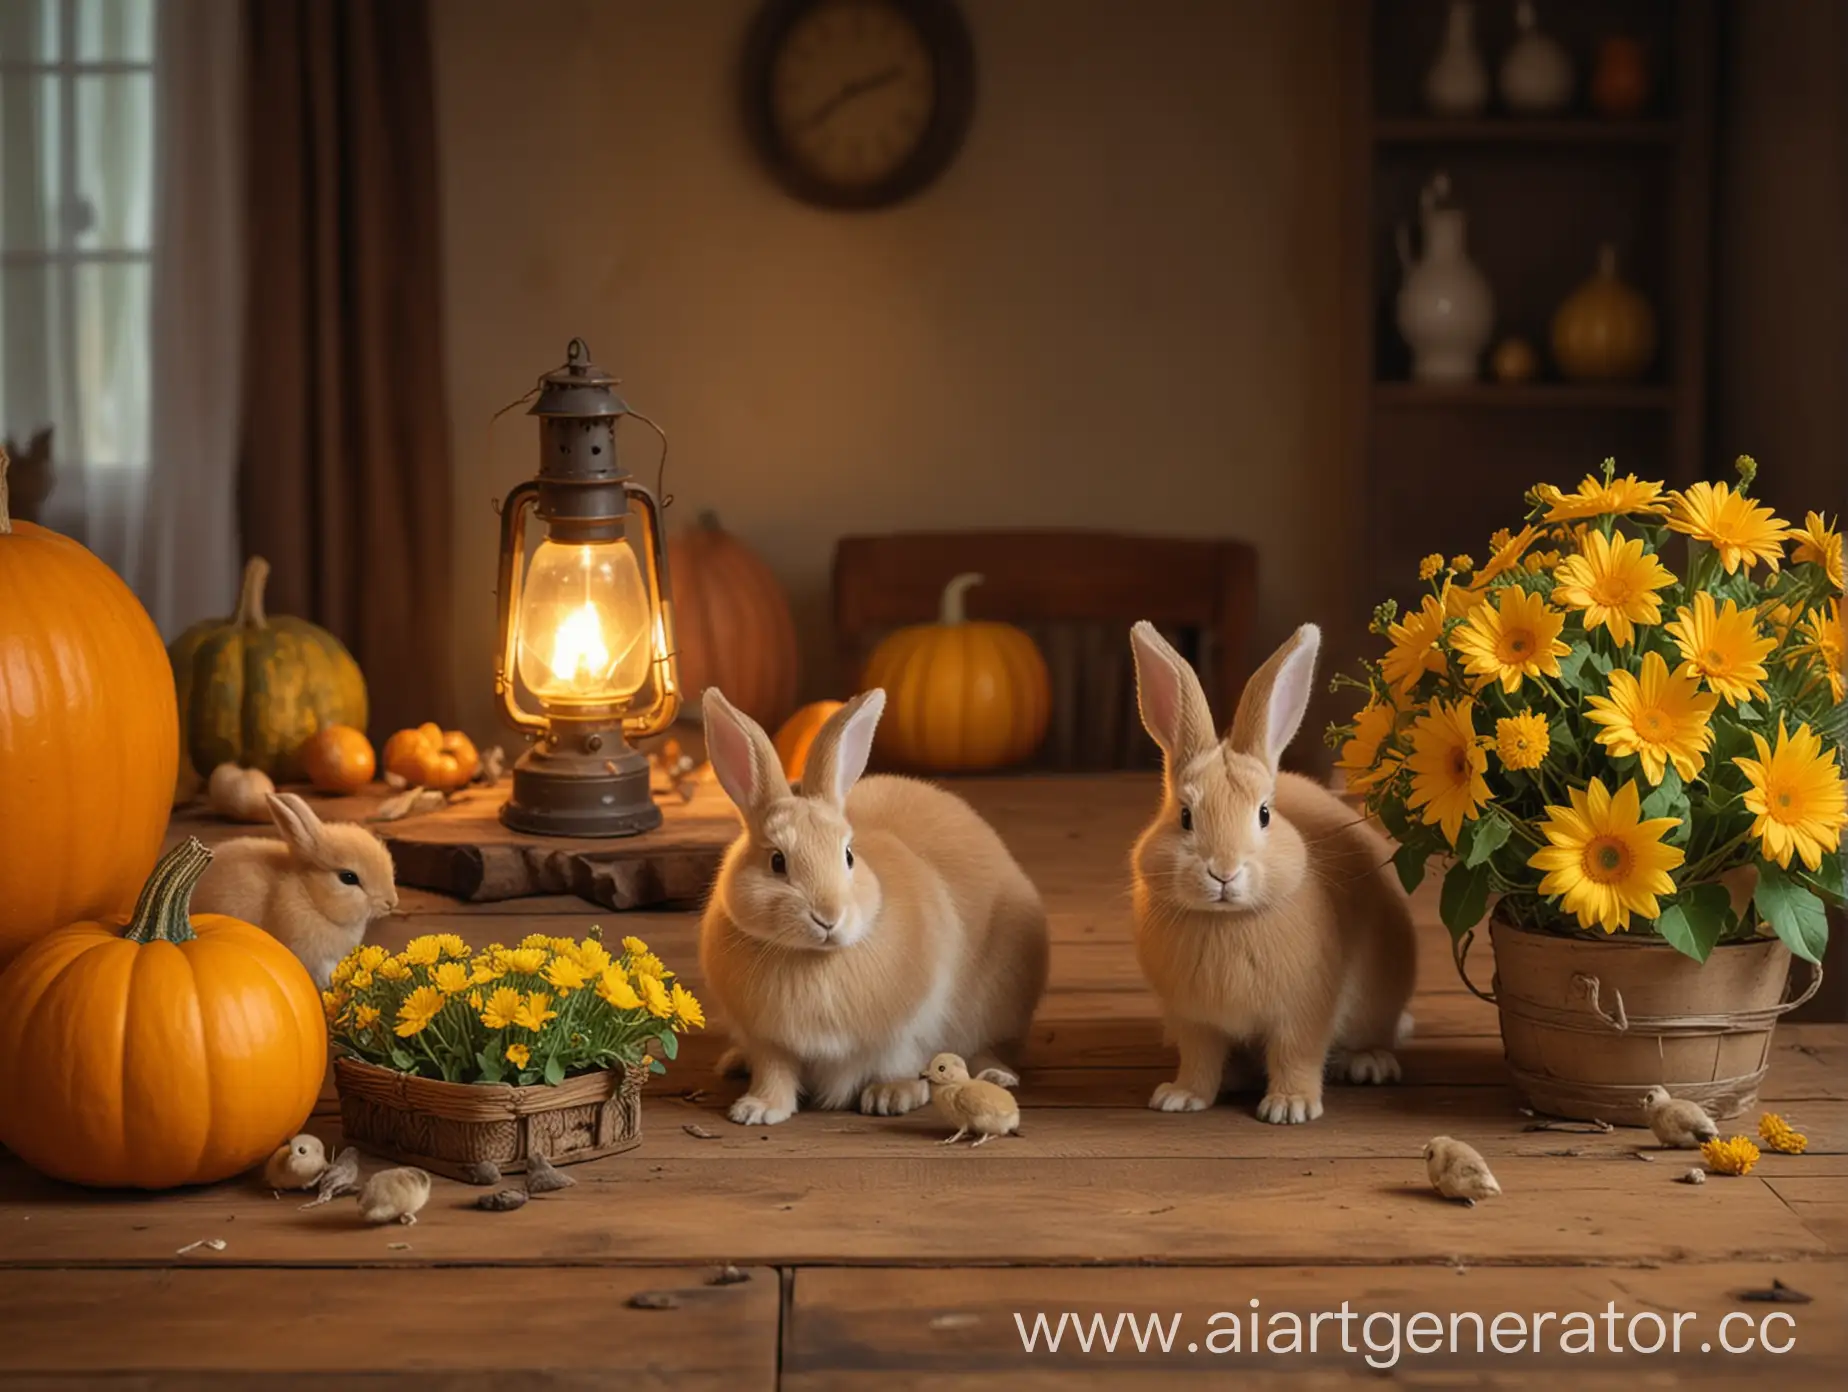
637,973 -> 673,1019
432,962 -> 472,995
330,956 -> 356,987
543,956 -> 589,993
574,940 -> 612,975
1450,586 -> 1569,693
1472,524 -> 1543,587
321,990 -> 341,1025
505,1043 -> 532,1070
356,944 -> 389,971
467,990 -> 483,1010
470,955 -> 507,985
403,935 -> 443,966
352,1003 -> 381,1030
1495,712 -> 1550,772
1404,699 -> 1490,846
514,991 -> 559,1030
519,933 -> 554,949
1335,699 -> 1400,793
1534,471 -> 1666,522
1701,1135 -> 1761,1177
1418,553 -> 1445,581
1791,510 -> 1843,589
1667,479 -> 1791,574
1733,719 -> 1848,872
1794,600 -> 1845,702
1381,594 -> 1450,695
1665,593 -> 1776,706
377,955 -> 413,982
628,950 -> 667,981
1524,549 -> 1562,574
621,935 -> 650,956
394,986 -> 448,1038
671,982 -> 705,1030
1442,580 -> 1486,619
1449,554 -> 1475,575
506,947 -> 549,975
1584,651 -> 1718,786
1758,1112 -> 1808,1155
436,933 -> 470,960
480,986 -> 523,1030
347,967 -> 374,991
597,967 -> 642,1010
1529,777 -> 1686,932
1551,530 -> 1675,645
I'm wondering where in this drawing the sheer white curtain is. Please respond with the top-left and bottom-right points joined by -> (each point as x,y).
0,0 -> 241,635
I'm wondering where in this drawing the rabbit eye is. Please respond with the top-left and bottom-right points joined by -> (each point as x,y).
1258,804 -> 1271,830
845,845 -> 854,869
769,850 -> 788,876
336,870 -> 361,887
1179,806 -> 1193,832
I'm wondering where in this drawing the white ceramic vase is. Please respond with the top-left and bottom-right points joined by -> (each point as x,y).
1500,1 -> 1573,114
1396,176 -> 1494,383
1425,0 -> 1489,117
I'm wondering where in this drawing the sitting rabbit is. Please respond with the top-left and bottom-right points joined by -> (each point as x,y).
192,792 -> 399,987
699,688 -> 1049,1126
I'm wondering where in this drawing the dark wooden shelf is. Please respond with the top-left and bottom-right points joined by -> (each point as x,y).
1374,118 -> 1679,147
1372,381 -> 1675,410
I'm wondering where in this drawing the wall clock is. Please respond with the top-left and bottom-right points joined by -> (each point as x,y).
742,0 -> 975,210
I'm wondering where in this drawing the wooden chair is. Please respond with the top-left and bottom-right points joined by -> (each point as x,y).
832,530 -> 1260,771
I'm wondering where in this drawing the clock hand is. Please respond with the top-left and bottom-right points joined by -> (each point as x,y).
802,65 -> 905,130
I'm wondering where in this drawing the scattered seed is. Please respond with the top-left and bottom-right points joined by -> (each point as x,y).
929,1312 -> 979,1331
709,1264 -> 750,1286
1634,1150 -> 1655,1162
683,1123 -> 717,1140
387,1242 -> 411,1250
1679,1168 -> 1706,1186
176,1238 -> 226,1256
628,1290 -> 680,1310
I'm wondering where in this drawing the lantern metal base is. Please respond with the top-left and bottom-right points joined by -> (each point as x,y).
499,739 -> 662,839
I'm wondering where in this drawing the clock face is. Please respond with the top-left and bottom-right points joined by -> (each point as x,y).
744,0 -> 975,209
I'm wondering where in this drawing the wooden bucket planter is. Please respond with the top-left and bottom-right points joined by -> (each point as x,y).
334,1056 -> 646,1182
1456,913 -> 1822,1125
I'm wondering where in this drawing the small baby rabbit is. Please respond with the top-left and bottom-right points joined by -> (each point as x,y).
192,792 -> 399,987
699,687 -> 1049,1126
1129,621 -> 1416,1125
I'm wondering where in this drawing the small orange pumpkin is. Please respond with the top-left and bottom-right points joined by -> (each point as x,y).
861,573 -> 1051,772
382,723 -> 479,791
301,724 -> 377,795
774,700 -> 846,781
1551,244 -> 1657,383
0,839 -> 326,1189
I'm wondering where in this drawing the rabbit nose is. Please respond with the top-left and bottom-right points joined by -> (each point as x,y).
808,911 -> 838,934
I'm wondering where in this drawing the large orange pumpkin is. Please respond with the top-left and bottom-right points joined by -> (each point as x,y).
0,451 -> 178,965
667,511 -> 798,730
861,573 -> 1051,771
774,700 -> 845,781
0,838 -> 326,1189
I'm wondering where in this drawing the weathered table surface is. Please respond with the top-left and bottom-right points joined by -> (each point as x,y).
2,775 -> 1842,1387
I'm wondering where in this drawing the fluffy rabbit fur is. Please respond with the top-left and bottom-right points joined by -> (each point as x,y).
192,792 -> 399,987
699,687 -> 1049,1126
1129,621 -> 1416,1124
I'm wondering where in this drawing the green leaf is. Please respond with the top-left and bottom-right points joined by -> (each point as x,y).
1798,849 -> 1848,906
1654,882 -> 1731,963
1439,860 -> 1492,939
1377,797 -> 1411,841
1464,816 -> 1510,868
656,1029 -> 679,1061
1587,650 -> 1615,677
1393,841 -> 1428,894
1640,768 -> 1691,846
1755,860 -> 1831,965
476,1046 -> 505,1085
1556,647 -> 1591,693
389,1047 -> 416,1071
648,1057 -> 667,1075
543,1053 -> 567,1086
1733,700 -> 1760,721
1548,716 -> 1580,760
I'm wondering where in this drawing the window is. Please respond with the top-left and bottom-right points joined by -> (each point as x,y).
0,0 -> 155,521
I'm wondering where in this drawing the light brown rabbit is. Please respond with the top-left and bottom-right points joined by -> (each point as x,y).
699,688 -> 1049,1126
1129,621 -> 1416,1125
192,792 -> 399,988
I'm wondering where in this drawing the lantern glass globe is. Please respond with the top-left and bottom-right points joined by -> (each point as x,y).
515,536 -> 653,707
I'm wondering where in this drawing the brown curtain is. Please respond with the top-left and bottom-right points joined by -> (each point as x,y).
240,0 -> 454,738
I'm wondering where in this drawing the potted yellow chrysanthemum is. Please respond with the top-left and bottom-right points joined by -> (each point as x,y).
1335,457 -> 1844,1124
323,929 -> 703,1179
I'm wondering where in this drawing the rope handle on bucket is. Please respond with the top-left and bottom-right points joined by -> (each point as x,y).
1571,957 -> 1825,1034
1452,929 -> 1498,1005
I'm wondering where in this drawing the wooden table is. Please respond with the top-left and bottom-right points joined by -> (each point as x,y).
2,776 -> 1842,1387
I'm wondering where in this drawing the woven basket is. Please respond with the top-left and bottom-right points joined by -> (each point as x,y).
334,1056 -> 646,1181
1456,911 -> 1821,1125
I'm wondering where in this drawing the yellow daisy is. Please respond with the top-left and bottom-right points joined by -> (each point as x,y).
330,956 -> 356,988
403,936 -> 443,966
394,986 -> 448,1038
1418,553 -> 1445,581
597,967 -> 642,1010
432,962 -> 471,995
1793,600 -> 1845,702
1404,699 -> 1490,846
1335,699 -> 1400,794
1534,471 -> 1667,522
1495,712 -> 1551,772
1524,549 -> 1562,574
671,983 -> 705,1030
1552,530 -> 1675,645
1733,720 -> 1848,871
1791,511 -> 1843,590
505,947 -> 549,975
1759,1112 -> 1808,1155
470,955 -> 507,985
519,933 -> 554,949
436,933 -> 469,960
1471,524 -> 1543,587
321,990 -> 341,1025
637,974 -> 674,1020
1450,554 -> 1475,575
1381,594 -> 1450,695
505,1043 -> 531,1070
480,986 -> 523,1031
355,944 -> 389,971
629,950 -> 667,980
377,956 -> 413,982
347,967 -> 373,991
467,989 -> 483,1010
514,991 -> 559,1031
1667,479 -> 1791,574
1665,593 -> 1775,706
352,1003 -> 381,1030
1701,1135 -> 1760,1177
543,956 -> 589,993
1450,586 -> 1569,693
621,935 -> 650,956
574,940 -> 612,975
1528,777 -> 1686,932
1584,651 -> 1718,785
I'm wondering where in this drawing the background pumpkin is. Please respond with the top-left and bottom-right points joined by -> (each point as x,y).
301,724 -> 377,795
773,700 -> 845,781
861,573 -> 1051,772
667,511 -> 798,730
0,839 -> 326,1189
383,723 -> 479,791
0,453 -> 177,966
169,556 -> 368,781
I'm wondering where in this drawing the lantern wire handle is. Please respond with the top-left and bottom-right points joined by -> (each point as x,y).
625,408 -> 672,509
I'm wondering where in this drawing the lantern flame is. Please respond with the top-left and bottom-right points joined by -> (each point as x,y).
549,601 -> 611,688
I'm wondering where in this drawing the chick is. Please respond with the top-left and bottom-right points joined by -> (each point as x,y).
262,1134 -> 327,1193
920,1052 -> 1020,1147
358,1166 -> 432,1225
1424,1136 -> 1501,1206
1642,1086 -> 1719,1149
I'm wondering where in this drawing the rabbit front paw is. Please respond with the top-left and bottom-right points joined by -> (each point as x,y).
859,1079 -> 929,1116
1149,1082 -> 1212,1112
729,1094 -> 794,1126
1256,1090 -> 1324,1125
1337,1048 -> 1401,1085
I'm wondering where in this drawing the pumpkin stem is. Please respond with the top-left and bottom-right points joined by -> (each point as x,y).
0,444 -> 11,535
939,572 -> 985,626
234,556 -> 271,628
696,509 -> 722,531
123,839 -> 214,945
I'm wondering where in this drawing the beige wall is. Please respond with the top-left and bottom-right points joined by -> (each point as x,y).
433,0 -> 1344,743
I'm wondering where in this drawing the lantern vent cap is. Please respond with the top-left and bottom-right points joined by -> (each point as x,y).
531,338 -> 629,419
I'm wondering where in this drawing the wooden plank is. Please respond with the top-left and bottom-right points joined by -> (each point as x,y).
783,1262 -> 1848,1387
0,1156 -> 1823,1268
1767,1177 -> 1848,1253
0,1267 -> 778,1389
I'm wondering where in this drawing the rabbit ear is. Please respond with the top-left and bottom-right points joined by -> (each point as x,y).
703,687 -> 789,821
1130,621 -> 1216,764
802,689 -> 886,809
1228,623 -> 1321,773
267,792 -> 325,858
